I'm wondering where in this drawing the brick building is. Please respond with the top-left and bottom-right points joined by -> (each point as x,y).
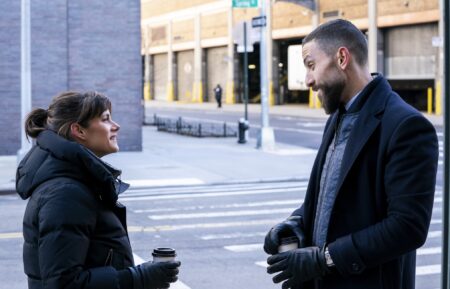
141,0 -> 443,111
0,0 -> 142,155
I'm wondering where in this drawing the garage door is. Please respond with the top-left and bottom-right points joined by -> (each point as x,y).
385,23 -> 438,80
176,50 -> 194,102
206,46 -> 228,102
153,53 -> 167,101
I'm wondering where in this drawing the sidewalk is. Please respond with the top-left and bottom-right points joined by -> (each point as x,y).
1,101 -> 443,195
0,126 -> 317,195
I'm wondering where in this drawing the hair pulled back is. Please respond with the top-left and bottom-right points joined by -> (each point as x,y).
25,91 -> 112,140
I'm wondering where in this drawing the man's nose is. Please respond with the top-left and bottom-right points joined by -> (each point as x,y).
305,74 -> 314,88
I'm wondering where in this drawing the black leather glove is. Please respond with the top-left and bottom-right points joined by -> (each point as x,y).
267,246 -> 329,289
128,261 -> 180,289
264,216 -> 305,255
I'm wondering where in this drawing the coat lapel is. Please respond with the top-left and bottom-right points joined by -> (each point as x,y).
334,76 -> 389,193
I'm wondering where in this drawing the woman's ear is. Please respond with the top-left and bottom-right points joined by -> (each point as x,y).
70,123 -> 87,141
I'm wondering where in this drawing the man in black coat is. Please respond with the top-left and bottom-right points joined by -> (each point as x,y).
264,19 -> 438,289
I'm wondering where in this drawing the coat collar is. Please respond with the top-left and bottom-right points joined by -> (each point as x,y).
316,74 -> 390,194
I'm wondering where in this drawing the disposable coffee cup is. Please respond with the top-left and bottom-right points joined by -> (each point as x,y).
278,236 -> 299,253
152,248 -> 176,263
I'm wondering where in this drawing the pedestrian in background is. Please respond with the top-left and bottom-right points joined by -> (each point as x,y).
214,84 -> 222,108
16,91 -> 180,289
264,19 -> 438,289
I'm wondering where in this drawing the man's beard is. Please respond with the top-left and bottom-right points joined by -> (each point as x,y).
317,75 -> 345,115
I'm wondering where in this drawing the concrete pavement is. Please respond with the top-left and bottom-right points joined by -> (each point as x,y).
1,102 -> 443,195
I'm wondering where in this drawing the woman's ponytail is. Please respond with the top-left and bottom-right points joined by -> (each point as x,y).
25,108 -> 48,139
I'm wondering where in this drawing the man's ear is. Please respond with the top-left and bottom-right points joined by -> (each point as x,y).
336,47 -> 350,69
70,123 -> 87,141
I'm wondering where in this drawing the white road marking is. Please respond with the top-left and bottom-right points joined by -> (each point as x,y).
133,253 -> 190,289
134,199 -> 303,214
224,243 -> 262,252
416,264 -> 441,276
266,148 -> 317,156
255,261 -> 268,268
128,219 -> 283,232
148,208 -> 296,220
126,178 -> 204,188
418,247 -> 441,256
427,230 -> 442,238
430,219 -> 442,225
120,186 -> 307,202
201,232 -> 267,240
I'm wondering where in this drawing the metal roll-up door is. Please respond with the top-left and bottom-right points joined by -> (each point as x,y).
206,46 -> 228,102
385,23 -> 438,80
176,50 -> 194,102
153,53 -> 167,101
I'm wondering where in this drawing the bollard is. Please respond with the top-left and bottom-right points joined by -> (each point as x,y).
237,118 -> 250,144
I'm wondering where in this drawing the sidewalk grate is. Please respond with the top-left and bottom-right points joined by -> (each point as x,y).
145,114 -> 237,138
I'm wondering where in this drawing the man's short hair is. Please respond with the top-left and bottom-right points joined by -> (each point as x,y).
303,19 -> 368,66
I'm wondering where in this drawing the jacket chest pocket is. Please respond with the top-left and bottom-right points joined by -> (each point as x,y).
86,244 -> 126,269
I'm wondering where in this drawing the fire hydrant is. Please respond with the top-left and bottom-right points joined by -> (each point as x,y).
237,118 -> 249,144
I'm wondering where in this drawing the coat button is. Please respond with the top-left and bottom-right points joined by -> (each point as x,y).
352,263 -> 360,272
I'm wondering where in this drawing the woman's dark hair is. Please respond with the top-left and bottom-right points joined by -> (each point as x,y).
25,91 -> 112,139
303,19 -> 368,66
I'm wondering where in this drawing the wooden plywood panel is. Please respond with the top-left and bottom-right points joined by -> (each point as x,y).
176,50 -> 195,102
149,25 -> 167,47
272,2 -> 312,30
153,53 -> 168,101
206,46 -> 228,102
173,19 -> 195,44
378,0 -> 438,16
320,0 -> 366,22
233,8 -> 260,24
202,12 -> 228,39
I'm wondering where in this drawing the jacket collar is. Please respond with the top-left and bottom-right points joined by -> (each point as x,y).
16,130 -> 129,204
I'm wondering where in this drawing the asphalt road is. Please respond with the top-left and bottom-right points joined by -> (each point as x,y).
0,107 -> 443,289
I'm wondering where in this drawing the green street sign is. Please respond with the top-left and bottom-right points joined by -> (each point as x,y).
232,0 -> 259,8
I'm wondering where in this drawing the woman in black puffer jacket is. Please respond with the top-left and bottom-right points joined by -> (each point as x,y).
16,91 -> 180,289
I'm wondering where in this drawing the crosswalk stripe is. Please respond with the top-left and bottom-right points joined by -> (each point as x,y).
126,178 -> 204,189
416,264 -> 441,276
418,247 -> 441,256
124,181 -> 309,196
128,219 -> 282,232
133,199 -> 303,214
427,230 -> 442,238
201,232 -> 267,240
120,186 -> 307,202
224,243 -> 262,252
148,208 -> 296,220
133,253 -> 190,289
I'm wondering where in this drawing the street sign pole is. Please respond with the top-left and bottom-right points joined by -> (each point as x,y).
244,22 -> 249,121
256,0 -> 275,150
18,0 -> 32,163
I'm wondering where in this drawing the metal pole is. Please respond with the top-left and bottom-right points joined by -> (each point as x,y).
244,22 -> 249,121
368,0 -> 378,73
17,0 -> 32,163
256,0 -> 275,150
442,0 -> 449,287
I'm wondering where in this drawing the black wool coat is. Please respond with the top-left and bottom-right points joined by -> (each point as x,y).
16,130 -> 133,289
292,75 -> 439,289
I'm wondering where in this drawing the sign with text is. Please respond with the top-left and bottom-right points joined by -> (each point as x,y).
252,16 -> 266,28
232,0 -> 258,8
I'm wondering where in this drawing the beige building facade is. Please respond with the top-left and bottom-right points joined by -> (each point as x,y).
141,0 -> 442,111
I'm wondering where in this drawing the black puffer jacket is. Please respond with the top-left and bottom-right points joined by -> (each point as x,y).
16,130 -> 133,289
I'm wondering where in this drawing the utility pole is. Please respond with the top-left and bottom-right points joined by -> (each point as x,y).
256,0 -> 275,150
368,0 -> 378,73
18,0 -> 32,163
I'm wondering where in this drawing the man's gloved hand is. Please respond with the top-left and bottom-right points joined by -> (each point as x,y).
128,261 -> 181,289
266,246 -> 329,289
264,216 -> 305,255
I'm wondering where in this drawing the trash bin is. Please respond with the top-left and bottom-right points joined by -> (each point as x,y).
238,118 -> 249,144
